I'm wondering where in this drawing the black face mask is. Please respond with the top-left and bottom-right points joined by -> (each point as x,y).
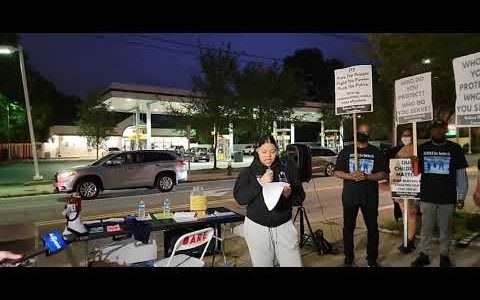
432,136 -> 446,144
357,132 -> 369,143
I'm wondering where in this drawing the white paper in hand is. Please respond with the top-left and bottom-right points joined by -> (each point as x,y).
263,182 -> 289,211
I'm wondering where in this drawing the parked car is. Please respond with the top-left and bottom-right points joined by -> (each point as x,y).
183,147 -> 209,162
310,147 -> 338,177
243,145 -> 255,155
54,150 -> 187,200
171,145 -> 185,155
186,147 -> 210,162
107,147 -> 121,153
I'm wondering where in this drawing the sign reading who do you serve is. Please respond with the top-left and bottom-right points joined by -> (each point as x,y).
395,72 -> 433,125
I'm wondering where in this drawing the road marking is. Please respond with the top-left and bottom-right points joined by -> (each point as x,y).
379,204 -> 394,211
34,198 -> 236,227
304,185 -> 343,193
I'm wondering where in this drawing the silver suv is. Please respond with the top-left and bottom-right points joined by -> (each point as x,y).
54,150 -> 188,199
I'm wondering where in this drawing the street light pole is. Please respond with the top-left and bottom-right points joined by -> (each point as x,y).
6,103 -> 11,161
18,46 -> 42,180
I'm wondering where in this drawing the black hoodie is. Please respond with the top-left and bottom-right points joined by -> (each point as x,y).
233,153 -> 306,227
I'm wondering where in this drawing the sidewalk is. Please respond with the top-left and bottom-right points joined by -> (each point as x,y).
210,204 -> 480,267
3,199 -> 480,267
0,183 -> 54,198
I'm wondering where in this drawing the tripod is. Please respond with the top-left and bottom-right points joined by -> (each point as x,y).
293,205 -> 333,255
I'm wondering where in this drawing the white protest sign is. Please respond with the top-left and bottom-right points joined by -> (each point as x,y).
395,72 -> 433,125
453,52 -> 480,127
389,158 -> 421,200
335,65 -> 373,115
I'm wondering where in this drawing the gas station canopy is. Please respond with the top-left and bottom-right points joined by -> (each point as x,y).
101,83 -> 203,114
101,83 -> 328,121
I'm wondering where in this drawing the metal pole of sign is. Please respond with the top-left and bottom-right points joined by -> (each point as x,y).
403,198 -> 409,248
456,119 -> 460,145
393,90 -> 398,147
469,127 -> 472,154
404,121 -> 418,248
353,113 -> 358,171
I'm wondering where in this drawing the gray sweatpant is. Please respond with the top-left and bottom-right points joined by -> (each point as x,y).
243,217 -> 302,267
418,202 -> 455,256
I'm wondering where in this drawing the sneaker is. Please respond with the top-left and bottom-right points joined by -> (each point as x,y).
398,240 -> 416,254
440,255 -> 452,267
367,261 -> 380,267
411,252 -> 430,267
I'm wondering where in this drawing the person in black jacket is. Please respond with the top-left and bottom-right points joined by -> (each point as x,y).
233,135 -> 304,267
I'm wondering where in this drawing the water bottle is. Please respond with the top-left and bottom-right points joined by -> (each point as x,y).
138,200 -> 146,219
163,198 -> 171,215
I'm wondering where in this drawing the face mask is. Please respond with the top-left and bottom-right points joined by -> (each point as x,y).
401,137 -> 412,146
357,132 -> 369,143
432,136 -> 446,144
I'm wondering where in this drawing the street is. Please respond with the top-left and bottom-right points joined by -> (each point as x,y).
0,174 -> 388,226
0,156 -> 254,185
1,167 -> 479,227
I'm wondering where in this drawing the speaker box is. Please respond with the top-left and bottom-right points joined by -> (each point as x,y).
286,144 -> 312,183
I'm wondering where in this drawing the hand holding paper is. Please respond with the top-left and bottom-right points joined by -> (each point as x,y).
282,185 -> 292,198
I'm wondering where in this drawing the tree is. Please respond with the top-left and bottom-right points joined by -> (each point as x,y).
178,45 -> 239,169
284,48 -> 345,102
77,92 -> 116,159
0,93 -> 26,155
235,62 -> 303,136
368,33 -> 480,122
0,33 -> 81,142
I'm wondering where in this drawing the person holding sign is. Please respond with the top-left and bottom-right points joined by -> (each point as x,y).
411,119 -> 468,267
233,135 -> 305,267
386,128 -> 419,254
334,124 -> 387,267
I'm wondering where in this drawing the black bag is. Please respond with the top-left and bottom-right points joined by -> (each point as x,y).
314,229 -> 334,255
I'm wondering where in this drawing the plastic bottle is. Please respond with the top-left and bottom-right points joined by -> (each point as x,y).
138,200 -> 146,219
163,198 -> 171,215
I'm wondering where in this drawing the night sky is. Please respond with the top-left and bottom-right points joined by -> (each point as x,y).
20,33 -> 371,99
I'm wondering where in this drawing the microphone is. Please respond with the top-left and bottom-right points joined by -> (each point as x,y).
1,231 -> 72,267
42,231 -> 70,255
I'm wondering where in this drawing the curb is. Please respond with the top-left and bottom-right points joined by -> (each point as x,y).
0,191 -> 54,199
379,228 -> 402,235
456,232 -> 480,248
187,175 -> 238,183
23,180 -> 53,186
379,227 -> 480,248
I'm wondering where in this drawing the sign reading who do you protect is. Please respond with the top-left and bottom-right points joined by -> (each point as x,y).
395,72 -> 433,125
453,51 -> 480,127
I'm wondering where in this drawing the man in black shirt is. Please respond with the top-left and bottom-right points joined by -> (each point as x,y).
335,124 -> 387,267
411,119 -> 468,267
